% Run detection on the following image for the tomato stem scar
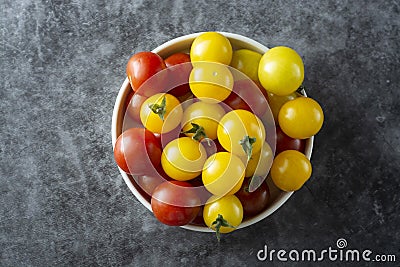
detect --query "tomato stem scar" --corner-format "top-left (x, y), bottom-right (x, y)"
top-left (149, 96), bottom-right (167, 121)
top-left (182, 122), bottom-right (210, 145)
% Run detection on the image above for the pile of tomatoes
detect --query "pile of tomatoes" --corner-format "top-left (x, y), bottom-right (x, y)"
top-left (114, 32), bottom-right (324, 240)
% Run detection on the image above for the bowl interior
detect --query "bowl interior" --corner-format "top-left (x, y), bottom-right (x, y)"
top-left (111, 32), bottom-right (313, 232)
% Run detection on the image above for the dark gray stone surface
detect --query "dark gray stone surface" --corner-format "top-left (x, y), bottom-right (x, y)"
top-left (1, 0), bottom-right (399, 266)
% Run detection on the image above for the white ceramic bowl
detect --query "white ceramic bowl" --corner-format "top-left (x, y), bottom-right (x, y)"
top-left (111, 32), bottom-right (313, 232)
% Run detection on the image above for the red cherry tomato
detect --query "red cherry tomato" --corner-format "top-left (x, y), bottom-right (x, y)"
top-left (113, 128), bottom-right (162, 175)
top-left (182, 179), bottom-right (206, 226)
top-left (126, 93), bottom-right (148, 123)
top-left (126, 51), bottom-right (166, 94)
top-left (165, 53), bottom-right (191, 67)
top-left (151, 181), bottom-right (201, 226)
top-left (222, 91), bottom-right (249, 112)
top-left (223, 79), bottom-right (269, 117)
top-left (135, 174), bottom-right (165, 197)
top-left (164, 53), bottom-right (192, 97)
top-left (153, 125), bottom-right (182, 148)
top-left (235, 178), bottom-right (270, 218)
top-left (190, 205), bottom-right (205, 226)
top-left (125, 91), bottom-right (134, 113)
top-left (187, 176), bottom-right (213, 204)
top-left (134, 165), bottom-right (171, 198)
top-left (276, 125), bottom-right (305, 155)
top-left (214, 139), bottom-right (226, 153)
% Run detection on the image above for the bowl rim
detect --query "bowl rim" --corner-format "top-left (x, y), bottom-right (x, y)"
top-left (111, 32), bottom-right (314, 232)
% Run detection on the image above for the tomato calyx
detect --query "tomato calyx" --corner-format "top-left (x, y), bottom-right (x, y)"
top-left (149, 96), bottom-right (166, 121)
top-left (239, 136), bottom-right (256, 161)
top-left (182, 123), bottom-right (211, 145)
top-left (212, 214), bottom-right (236, 242)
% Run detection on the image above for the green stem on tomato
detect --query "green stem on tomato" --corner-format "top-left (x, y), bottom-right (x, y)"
top-left (239, 135), bottom-right (256, 161)
top-left (211, 214), bottom-right (236, 242)
top-left (181, 123), bottom-right (211, 145)
top-left (149, 96), bottom-right (166, 121)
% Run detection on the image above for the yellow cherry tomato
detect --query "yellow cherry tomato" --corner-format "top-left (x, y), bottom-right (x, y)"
top-left (202, 152), bottom-right (245, 196)
top-left (267, 91), bottom-right (299, 123)
top-left (258, 46), bottom-right (304, 96)
top-left (181, 102), bottom-right (226, 140)
top-left (161, 137), bottom-right (207, 181)
top-left (245, 142), bottom-right (273, 178)
top-left (203, 195), bottom-right (243, 238)
top-left (278, 97), bottom-right (324, 139)
top-left (270, 150), bottom-right (312, 191)
top-left (140, 93), bottom-right (183, 133)
top-left (190, 32), bottom-right (232, 65)
top-left (189, 62), bottom-right (233, 103)
top-left (230, 49), bottom-right (262, 82)
top-left (217, 110), bottom-right (266, 158)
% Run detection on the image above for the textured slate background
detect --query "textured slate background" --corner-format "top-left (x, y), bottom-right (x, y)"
top-left (1, 0), bottom-right (399, 266)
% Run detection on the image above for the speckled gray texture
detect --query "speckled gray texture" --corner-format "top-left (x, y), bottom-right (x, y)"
top-left (1, 0), bottom-right (399, 266)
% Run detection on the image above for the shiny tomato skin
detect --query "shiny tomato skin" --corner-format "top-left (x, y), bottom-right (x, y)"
top-left (181, 101), bottom-right (226, 140)
top-left (222, 91), bottom-right (249, 112)
top-left (230, 49), bottom-right (262, 82)
top-left (113, 128), bottom-right (162, 175)
top-left (140, 93), bottom-right (183, 134)
top-left (278, 97), bottom-right (324, 139)
top-left (151, 181), bottom-right (201, 226)
top-left (165, 53), bottom-right (191, 67)
top-left (164, 53), bottom-right (192, 97)
top-left (267, 91), bottom-right (299, 123)
top-left (187, 176), bottom-right (213, 204)
top-left (271, 150), bottom-right (312, 191)
top-left (217, 110), bottom-right (266, 158)
top-left (126, 52), bottom-right (166, 93)
top-left (161, 137), bottom-right (207, 181)
top-left (135, 173), bottom-right (166, 197)
top-left (235, 178), bottom-right (270, 218)
top-left (190, 32), bottom-right (232, 65)
top-left (134, 166), bottom-right (171, 201)
top-left (244, 142), bottom-right (273, 179)
top-left (189, 62), bottom-right (233, 103)
top-left (223, 79), bottom-right (268, 117)
top-left (126, 93), bottom-right (148, 123)
top-left (258, 46), bottom-right (304, 96)
top-left (276, 125), bottom-right (305, 155)
top-left (203, 195), bottom-right (243, 234)
top-left (202, 152), bottom-right (245, 196)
